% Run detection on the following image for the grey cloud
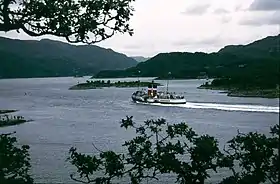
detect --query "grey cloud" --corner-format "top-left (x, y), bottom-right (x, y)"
top-left (240, 12), bottom-right (280, 26)
top-left (235, 4), bottom-right (243, 11)
top-left (249, 0), bottom-right (280, 11)
top-left (211, 9), bottom-right (232, 24)
top-left (123, 43), bottom-right (156, 50)
top-left (219, 15), bottom-right (232, 24)
top-left (123, 44), bottom-right (143, 50)
top-left (212, 8), bottom-right (229, 14)
top-left (182, 4), bottom-right (211, 15)
top-left (173, 35), bottom-right (223, 47)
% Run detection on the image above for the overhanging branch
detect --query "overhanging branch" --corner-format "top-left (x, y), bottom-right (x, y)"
top-left (0, 0), bottom-right (134, 44)
top-left (0, 22), bottom-right (21, 31)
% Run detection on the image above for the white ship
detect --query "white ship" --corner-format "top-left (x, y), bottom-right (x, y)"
top-left (132, 81), bottom-right (186, 104)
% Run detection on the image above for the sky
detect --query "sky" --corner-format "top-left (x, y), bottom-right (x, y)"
top-left (0, 0), bottom-right (280, 57)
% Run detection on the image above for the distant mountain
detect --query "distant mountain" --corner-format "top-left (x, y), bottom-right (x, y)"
top-left (0, 37), bottom-right (137, 78)
top-left (131, 56), bottom-right (150, 62)
top-left (219, 34), bottom-right (280, 58)
top-left (95, 35), bottom-right (280, 89)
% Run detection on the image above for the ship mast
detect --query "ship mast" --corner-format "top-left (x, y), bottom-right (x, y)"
top-left (137, 70), bottom-right (141, 90)
top-left (277, 24), bottom-right (280, 54)
top-left (166, 72), bottom-right (171, 93)
top-left (272, 24), bottom-right (280, 90)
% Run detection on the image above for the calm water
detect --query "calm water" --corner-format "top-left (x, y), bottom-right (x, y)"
top-left (0, 77), bottom-right (278, 183)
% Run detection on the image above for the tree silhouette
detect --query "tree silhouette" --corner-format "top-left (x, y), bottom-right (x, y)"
top-left (0, 0), bottom-right (135, 44)
top-left (0, 132), bottom-right (33, 184)
top-left (68, 117), bottom-right (279, 184)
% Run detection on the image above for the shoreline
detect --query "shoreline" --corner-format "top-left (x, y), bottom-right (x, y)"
top-left (0, 110), bottom-right (18, 114)
top-left (0, 119), bottom-right (30, 128)
top-left (0, 110), bottom-right (30, 127)
top-left (198, 86), bottom-right (279, 99)
top-left (69, 80), bottom-right (162, 90)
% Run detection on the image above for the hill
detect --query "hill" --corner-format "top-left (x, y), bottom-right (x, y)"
top-left (95, 35), bottom-right (280, 79)
top-left (0, 37), bottom-right (137, 78)
top-left (219, 34), bottom-right (280, 58)
top-left (94, 35), bottom-right (280, 98)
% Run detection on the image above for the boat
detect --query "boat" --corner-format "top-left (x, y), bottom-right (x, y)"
top-left (131, 80), bottom-right (186, 105)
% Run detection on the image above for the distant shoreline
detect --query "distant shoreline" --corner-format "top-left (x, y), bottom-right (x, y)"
top-left (0, 119), bottom-right (30, 128)
top-left (155, 77), bottom-right (208, 80)
top-left (0, 75), bottom-right (134, 80)
top-left (0, 76), bottom-right (77, 80)
top-left (0, 110), bottom-right (17, 114)
top-left (198, 86), bottom-right (279, 99)
top-left (0, 76), bottom-right (157, 80)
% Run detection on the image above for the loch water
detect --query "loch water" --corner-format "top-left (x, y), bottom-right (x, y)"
top-left (0, 77), bottom-right (278, 183)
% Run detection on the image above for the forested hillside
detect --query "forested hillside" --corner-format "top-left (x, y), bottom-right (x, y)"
top-left (0, 37), bottom-right (137, 78)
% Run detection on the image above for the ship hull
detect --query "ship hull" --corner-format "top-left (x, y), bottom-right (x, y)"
top-left (155, 99), bottom-right (186, 104)
top-left (132, 95), bottom-right (156, 103)
top-left (132, 95), bottom-right (186, 104)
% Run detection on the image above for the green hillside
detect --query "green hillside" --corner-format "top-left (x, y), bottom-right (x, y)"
top-left (0, 37), bottom-right (137, 78)
top-left (94, 35), bottom-right (280, 97)
top-left (95, 35), bottom-right (280, 79)
top-left (219, 34), bottom-right (280, 58)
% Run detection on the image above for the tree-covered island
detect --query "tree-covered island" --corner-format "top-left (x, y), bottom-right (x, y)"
top-left (69, 80), bottom-right (162, 90)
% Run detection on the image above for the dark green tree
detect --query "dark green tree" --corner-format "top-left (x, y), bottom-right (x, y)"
top-left (220, 125), bottom-right (279, 184)
top-left (0, 132), bottom-right (33, 184)
top-left (0, 0), bottom-right (135, 44)
top-left (68, 117), bottom-right (279, 184)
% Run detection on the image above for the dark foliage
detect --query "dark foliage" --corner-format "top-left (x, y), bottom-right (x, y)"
top-left (68, 117), bottom-right (279, 184)
top-left (220, 125), bottom-right (279, 184)
top-left (0, 37), bottom-right (137, 78)
top-left (0, 132), bottom-right (33, 184)
top-left (0, 0), bottom-right (135, 44)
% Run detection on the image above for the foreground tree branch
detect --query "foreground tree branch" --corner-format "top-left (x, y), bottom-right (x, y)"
top-left (68, 117), bottom-right (279, 184)
top-left (0, 132), bottom-right (33, 184)
top-left (0, 0), bottom-right (135, 44)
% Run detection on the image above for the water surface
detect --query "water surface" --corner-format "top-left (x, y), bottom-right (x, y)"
top-left (0, 77), bottom-right (278, 183)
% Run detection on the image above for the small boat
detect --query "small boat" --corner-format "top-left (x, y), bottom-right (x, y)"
top-left (132, 81), bottom-right (186, 105)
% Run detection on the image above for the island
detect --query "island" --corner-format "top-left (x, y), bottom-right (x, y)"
top-left (69, 80), bottom-right (162, 90)
top-left (0, 110), bottom-right (29, 127)
top-left (0, 110), bottom-right (17, 114)
top-left (198, 78), bottom-right (279, 98)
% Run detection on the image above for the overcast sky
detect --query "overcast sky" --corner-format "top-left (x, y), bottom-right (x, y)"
top-left (0, 0), bottom-right (280, 57)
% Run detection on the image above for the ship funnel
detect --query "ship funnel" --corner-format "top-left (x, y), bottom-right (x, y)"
top-left (148, 83), bottom-right (152, 97)
top-left (152, 84), bottom-right (157, 97)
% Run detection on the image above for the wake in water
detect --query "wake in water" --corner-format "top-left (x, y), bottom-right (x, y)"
top-left (136, 101), bottom-right (279, 113)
